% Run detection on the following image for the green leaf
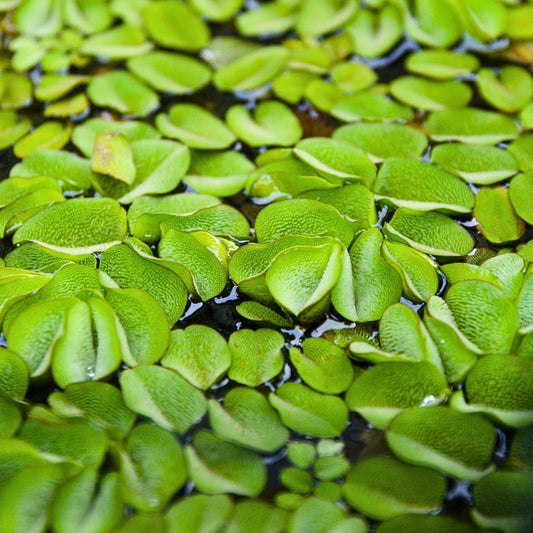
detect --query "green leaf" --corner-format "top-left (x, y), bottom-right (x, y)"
top-left (190, 0), bottom-right (243, 22)
top-left (0, 175), bottom-right (62, 208)
top-left (87, 71), bottom-right (159, 117)
top-left (226, 101), bottom-right (302, 147)
top-left (305, 79), bottom-right (344, 113)
top-left (246, 157), bottom-right (329, 201)
top-left (10, 149), bottom-right (92, 192)
top-left (390, 76), bottom-right (472, 111)
top-left (34, 74), bottom-right (89, 102)
top-left (477, 65), bottom-right (533, 113)
top-left (127, 51), bottom-right (211, 94)
top-left (508, 134), bottom-right (533, 173)
top-left (474, 186), bottom-right (525, 244)
top-left (375, 514), bottom-right (480, 533)
top-left (333, 122), bottom-right (427, 163)
top-left (13, 0), bottom-right (62, 36)
top-left (114, 423), bottom-right (187, 511)
top-left (184, 149), bottom-right (254, 197)
top-left (156, 104), bottom-right (236, 150)
top-left (386, 406), bottom-right (496, 481)
top-left (91, 139), bottom-right (190, 204)
top-left (295, 0), bottom-right (357, 37)
top-left (375, 158), bottom-right (474, 213)
top-left (0, 347), bottom-right (29, 400)
top-left (165, 494), bottom-right (234, 533)
top-left (4, 243), bottom-right (96, 272)
top-left (431, 143), bottom-right (518, 185)
top-left (43, 93), bottom-right (89, 119)
top-left (518, 242), bottom-right (533, 264)
top-left (281, 467), bottom-right (315, 494)
top-left (477, 253), bottom-right (525, 299)
top-left (127, 192), bottom-right (220, 239)
top-left (0, 464), bottom-right (66, 533)
top-left (200, 36), bottom-right (261, 70)
top-left (520, 103), bottom-right (533, 130)
top-left (115, 513), bottom-right (167, 533)
top-left (0, 187), bottom-right (65, 239)
top-left (331, 61), bottom-right (377, 93)
top-left (293, 137), bottom-right (375, 185)
top-left (100, 243), bottom-right (188, 324)
top-left (423, 298), bottom-right (479, 385)
top-left (3, 263), bottom-right (100, 326)
top-left (406, 50), bottom-right (480, 80)
top-left (331, 91), bottom-right (414, 123)
top-left (346, 362), bottom-right (450, 430)
top-left (0, 72), bottom-right (32, 110)
top-left (455, 0), bottom-right (508, 42)
top-left (13, 198), bottom-right (127, 254)
top-left (426, 108), bottom-right (520, 144)
top-left (510, 172), bottom-right (533, 225)
top-left (472, 471), bottom-right (533, 532)
top-left (143, 0), bottom-right (210, 51)
top-left (0, 268), bottom-right (51, 326)
top-left (343, 456), bottom-right (447, 521)
top-left (345, 5), bottom-right (402, 58)
top-left (91, 131), bottom-right (136, 185)
top-left (402, 0), bottom-right (462, 48)
top-left (213, 46), bottom-right (290, 92)
top-left (350, 303), bottom-right (441, 370)
top-left (382, 241), bottom-right (439, 302)
top-left (185, 430), bottom-right (267, 497)
top-left (335, 228), bottom-right (402, 322)
top-left (517, 268), bottom-right (533, 334)
top-left (48, 381), bottom-right (135, 440)
top-left (0, 110), bottom-right (31, 149)
top-left (287, 442), bottom-right (316, 469)
top-left (19, 415), bottom-right (108, 467)
top-left (273, 70), bottom-right (318, 105)
top-left (297, 184), bottom-right (377, 231)
top-left (105, 288), bottom-right (169, 366)
top-left (161, 325), bottom-right (230, 390)
top-left (63, 0), bottom-right (113, 34)
top-left (0, 395), bottom-right (22, 437)
top-left (208, 387), bottom-right (289, 453)
top-left (51, 297), bottom-right (122, 388)
top-left (290, 337), bottom-right (353, 394)
top-left (289, 497), bottom-right (346, 533)
top-left (266, 241), bottom-right (343, 319)
top-left (269, 383), bottom-right (348, 438)
top-left (450, 355), bottom-right (533, 428)
top-left (79, 24), bottom-right (153, 59)
top-left (236, 3), bottom-right (297, 37)
top-left (138, 201), bottom-right (246, 243)
top-left (227, 328), bottom-right (285, 386)
top-left (5, 296), bottom-right (78, 377)
top-left (51, 469), bottom-right (123, 533)
top-left (72, 117), bottom-right (161, 158)
top-left (506, 4), bottom-right (533, 40)
top-left (508, 426), bottom-right (533, 470)
top-left (226, 500), bottom-right (288, 533)
top-left (158, 230), bottom-right (229, 300)
top-left (235, 301), bottom-right (292, 328)
top-left (384, 208), bottom-right (474, 257)
top-left (120, 365), bottom-right (206, 433)
top-left (446, 280), bottom-right (519, 354)
top-left (13, 121), bottom-right (71, 158)
top-left (0, 437), bottom-right (49, 490)
top-left (255, 199), bottom-right (355, 247)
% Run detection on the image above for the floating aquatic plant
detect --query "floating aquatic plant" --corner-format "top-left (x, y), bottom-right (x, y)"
top-left (0, 0), bottom-right (532, 530)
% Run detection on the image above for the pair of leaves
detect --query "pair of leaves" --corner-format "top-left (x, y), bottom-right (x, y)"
top-left (4, 264), bottom-right (169, 385)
